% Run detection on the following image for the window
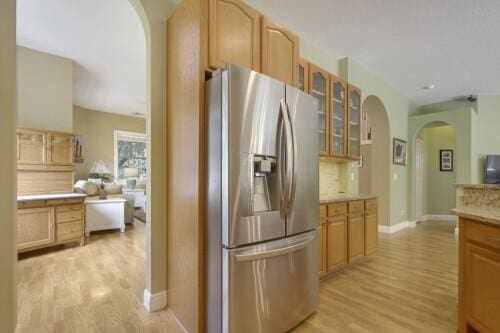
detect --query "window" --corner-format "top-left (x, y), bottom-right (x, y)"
top-left (114, 130), bottom-right (147, 180)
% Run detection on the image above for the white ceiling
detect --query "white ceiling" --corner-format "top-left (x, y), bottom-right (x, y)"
top-left (246, 0), bottom-right (500, 105)
top-left (17, 0), bottom-right (147, 117)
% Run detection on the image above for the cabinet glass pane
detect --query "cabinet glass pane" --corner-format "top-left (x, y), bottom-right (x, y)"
top-left (51, 135), bottom-right (71, 145)
top-left (349, 90), bottom-right (361, 157)
top-left (331, 82), bottom-right (345, 155)
top-left (298, 65), bottom-right (305, 91)
top-left (19, 133), bottom-right (43, 142)
top-left (312, 72), bottom-right (327, 154)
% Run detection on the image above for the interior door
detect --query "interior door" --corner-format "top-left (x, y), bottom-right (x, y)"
top-left (224, 230), bottom-right (318, 333)
top-left (285, 85), bottom-right (319, 236)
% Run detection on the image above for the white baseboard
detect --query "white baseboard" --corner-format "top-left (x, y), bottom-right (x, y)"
top-left (378, 221), bottom-right (417, 234)
top-left (422, 214), bottom-right (458, 222)
top-left (143, 289), bottom-right (167, 312)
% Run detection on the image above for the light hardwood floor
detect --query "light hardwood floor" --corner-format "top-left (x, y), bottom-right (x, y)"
top-left (17, 220), bottom-right (457, 333)
top-left (295, 220), bottom-right (458, 333)
top-left (16, 221), bottom-right (182, 333)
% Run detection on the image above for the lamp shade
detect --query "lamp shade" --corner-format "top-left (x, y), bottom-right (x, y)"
top-left (123, 167), bottom-right (139, 178)
top-left (90, 160), bottom-right (111, 174)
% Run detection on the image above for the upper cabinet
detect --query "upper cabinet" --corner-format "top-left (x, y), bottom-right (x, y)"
top-left (47, 132), bottom-right (74, 166)
top-left (17, 128), bottom-right (75, 166)
top-left (309, 64), bottom-right (330, 156)
top-left (208, 0), bottom-right (261, 71)
top-left (17, 128), bottom-right (47, 165)
top-left (261, 18), bottom-right (299, 86)
top-left (348, 84), bottom-right (361, 159)
top-left (298, 58), bottom-right (309, 92)
top-left (330, 75), bottom-right (347, 157)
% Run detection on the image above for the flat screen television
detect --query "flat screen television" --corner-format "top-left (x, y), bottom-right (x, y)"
top-left (485, 155), bottom-right (500, 184)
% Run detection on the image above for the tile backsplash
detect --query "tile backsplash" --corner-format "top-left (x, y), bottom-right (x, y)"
top-left (319, 161), bottom-right (348, 199)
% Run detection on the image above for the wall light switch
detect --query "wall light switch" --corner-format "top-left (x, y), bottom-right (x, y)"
top-left (393, 173), bottom-right (398, 181)
top-left (351, 173), bottom-right (355, 181)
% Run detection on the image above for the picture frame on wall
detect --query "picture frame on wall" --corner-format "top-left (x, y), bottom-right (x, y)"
top-left (393, 138), bottom-right (407, 166)
top-left (440, 149), bottom-right (453, 171)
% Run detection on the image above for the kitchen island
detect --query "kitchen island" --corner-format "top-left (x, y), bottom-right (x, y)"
top-left (318, 193), bottom-right (378, 279)
top-left (452, 184), bottom-right (500, 333)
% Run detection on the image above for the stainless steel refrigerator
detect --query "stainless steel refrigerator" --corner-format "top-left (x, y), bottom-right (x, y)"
top-left (206, 64), bottom-right (319, 333)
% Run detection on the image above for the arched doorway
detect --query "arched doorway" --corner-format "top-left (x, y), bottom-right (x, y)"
top-left (414, 121), bottom-right (457, 223)
top-left (359, 95), bottom-right (391, 226)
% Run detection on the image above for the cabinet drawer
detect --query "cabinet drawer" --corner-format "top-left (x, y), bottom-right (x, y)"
top-left (365, 199), bottom-right (377, 211)
top-left (464, 219), bottom-right (500, 251)
top-left (56, 220), bottom-right (82, 242)
top-left (56, 207), bottom-right (83, 223)
top-left (349, 200), bottom-right (364, 213)
top-left (56, 203), bottom-right (83, 213)
top-left (319, 205), bottom-right (327, 218)
top-left (328, 202), bottom-right (347, 217)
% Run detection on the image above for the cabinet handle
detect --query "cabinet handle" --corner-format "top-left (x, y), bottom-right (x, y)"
top-left (486, 236), bottom-right (500, 245)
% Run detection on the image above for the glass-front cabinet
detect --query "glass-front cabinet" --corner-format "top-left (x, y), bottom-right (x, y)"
top-left (330, 75), bottom-right (347, 157)
top-left (348, 84), bottom-right (361, 159)
top-left (309, 64), bottom-right (330, 156)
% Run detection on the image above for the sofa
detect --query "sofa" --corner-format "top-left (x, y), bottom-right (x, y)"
top-left (74, 180), bottom-right (135, 224)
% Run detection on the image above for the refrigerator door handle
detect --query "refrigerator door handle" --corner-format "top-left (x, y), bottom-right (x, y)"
top-left (234, 233), bottom-right (316, 262)
top-left (279, 99), bottom-right (293, 217)
top-left (285, 101), bottom-right (297, 213)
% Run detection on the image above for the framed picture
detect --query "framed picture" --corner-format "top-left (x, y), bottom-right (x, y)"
top-left (440, 149), bottom-right (453, 171)
top-left (73, 135), bottom-right (84, 164)
top-left (393, 138), bottom-right (407, 166)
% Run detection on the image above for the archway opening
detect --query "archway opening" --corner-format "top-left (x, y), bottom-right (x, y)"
top-left (414, 121), bottom-right (457, 222)
top-left (359, 95), bottom-right (391, 226)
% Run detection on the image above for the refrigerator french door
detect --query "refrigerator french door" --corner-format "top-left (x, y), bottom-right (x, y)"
top-left (206, 64), bottom-right (319, 333)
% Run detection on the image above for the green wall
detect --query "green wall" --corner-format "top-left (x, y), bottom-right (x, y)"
top-left (418, 125), bottom-right (457, 215)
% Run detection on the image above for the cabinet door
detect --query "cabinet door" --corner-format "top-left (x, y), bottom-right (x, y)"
top-left (298, 58), bottom-right (309, 92)
top-left (330, 75), bottom-right (347, 157)
top-left (308, 65), bottom-right (329, 156)
top-left (348, 84), bottom-right (361, 159)
top-left (318, 224), bottom-right (327, 277)
top-left (17, 207), bottom-right (55, 251)
top-left (364, 210), bottom-right (378, 256)
top-left (261, 18), bottom-right (299, 86)
top-left (348, 213), bottom-right (365, 262)
top-left (464, 242), bottom-right (500, 333)
top-left (17, 128), bottom-right (46, 165)
top-left (327, 216), bottom-right (348, 272)
top-left (208, 0), bottom-right (261, 71)
top-left (47, 132), bottom-right (74, 165)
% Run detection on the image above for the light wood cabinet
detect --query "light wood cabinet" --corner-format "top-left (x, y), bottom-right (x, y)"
top-left (348, 212), bottom-right (365, 262)
top-left (47, 131), bottom-right (74, 165)
top-left (327, 216), bottom-right (348, 272)
top-left (330, 75), bottom-right (347, 157)
top-left (17, 199), bottom-right (85, 252)
top-left (298, 58), bottom-right (309, 92)
top-left (459, 218), bottom-right (500, 333)
top-left (261, 18), bottom-right (299, 86)
top-left (364, 210), bottom-right (378, 256)
top-left (318, 223), bottom-right (327, 277)
top-left (17, 207), bottom-right (55, 251)
top-left (17, 128), bottom-right (47, 165)
top-left (309, 64), bottom-right (330, 156)
top-left (347, 84), bottom-right (362, 159)
top-left (208, 0), bottom-right (261, 71)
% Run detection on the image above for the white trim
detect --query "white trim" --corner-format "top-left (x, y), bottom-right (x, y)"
top-left (378, 221), bottom-right (414, 234)
top-left (143, 289), bottom-right (167, 312)
top-left (422, 214), bottom-right (458, 222)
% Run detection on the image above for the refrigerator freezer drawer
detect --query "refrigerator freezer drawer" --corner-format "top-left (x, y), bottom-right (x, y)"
top-left (223, 230), bottom-right (319, 333)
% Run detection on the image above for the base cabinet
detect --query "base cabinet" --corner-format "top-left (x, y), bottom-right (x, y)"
top-left (459, 218), bottom-right (500, 333)
top-left (319, 198), bottom-right (377, 279)
top-left (17, 198), bottom-right (85, 252)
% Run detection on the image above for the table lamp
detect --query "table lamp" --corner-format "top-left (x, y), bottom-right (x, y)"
top-left (124, 167), bottom-right (139, 189)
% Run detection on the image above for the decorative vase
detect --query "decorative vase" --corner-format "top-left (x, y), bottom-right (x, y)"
top-left (127, 178), bottom-right (137, 190)
top-left (99, 184), bottom-right (107, 200)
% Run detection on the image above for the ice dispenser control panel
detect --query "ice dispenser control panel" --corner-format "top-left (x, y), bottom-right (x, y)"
top-left (252, 156), bottom-right (277, 213)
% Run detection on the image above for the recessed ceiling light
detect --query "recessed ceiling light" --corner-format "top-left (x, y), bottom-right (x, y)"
top-left (421, 84), bottom-right (435, 90)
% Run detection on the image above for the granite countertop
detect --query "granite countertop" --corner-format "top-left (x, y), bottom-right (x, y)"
top-left (451, 208), bottom-right (500, 227)
top-left (320, 193), bottom-right (377, 204)
top-left (17, 193), bottom-right (87, 202)
top-left (455, 183), bottom-right (500, 189)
